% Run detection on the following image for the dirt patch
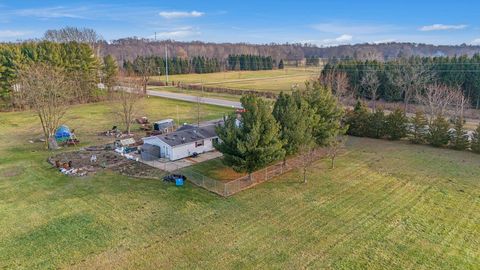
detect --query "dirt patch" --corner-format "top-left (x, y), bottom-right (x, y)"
top-left (111, 161), bottom-right (165, 180)
top-left (48, 147), bottom-right (164, 179)
top-left (1, 166), bottom-right (23, 178)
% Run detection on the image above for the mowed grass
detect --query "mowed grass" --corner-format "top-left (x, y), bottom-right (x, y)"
top-left (150, 67), bottom-right (321, 93)
top-left (1, 99), bottom-right (480, 268)
top-left (182, 158), bottom-right (246, 182)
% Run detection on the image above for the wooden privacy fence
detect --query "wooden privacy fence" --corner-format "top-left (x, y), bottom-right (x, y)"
top-left (180, 148), bottom-right (326, 197)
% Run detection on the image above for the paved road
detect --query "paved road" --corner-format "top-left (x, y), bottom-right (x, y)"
top-left (147, 90), bottom-right (242, 108)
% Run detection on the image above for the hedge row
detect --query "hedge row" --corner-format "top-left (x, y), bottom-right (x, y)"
top-left (345, 101), bottom-right (480, 153)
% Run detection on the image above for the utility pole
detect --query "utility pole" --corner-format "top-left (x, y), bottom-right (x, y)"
top-left (165, 45), bottom-right (169, 84)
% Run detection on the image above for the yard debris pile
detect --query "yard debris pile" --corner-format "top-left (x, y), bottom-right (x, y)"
top-left (48, 149), bottom-right (126, 177)
top-left (136, 117), bottom-right (152, 131)
top-left (48, 145), bottom-right (164, 179)
top-left (100, 126), bottom-right (128, 138)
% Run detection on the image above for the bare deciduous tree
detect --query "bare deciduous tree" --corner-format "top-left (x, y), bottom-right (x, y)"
top-left (16, 64), bottom-right (73, 149)
top-left (320, 70), bottom-right (350, 101)
top-left (361, 69), bottom-right (380, 112)
top-left (113, 76), bottom-right (144, 134)
top-left (417, 83), bottom-right (457, 123)
top-left (389, 60), bottom-right (432, 114)
top-left (327, 135), bottom-right (346, 169)
top-left (299, 143), bottom-right (316, 184)
top-left (44, 27), bottom-right (103, 55)
top-left (451, 89), bottom-right (469, 121)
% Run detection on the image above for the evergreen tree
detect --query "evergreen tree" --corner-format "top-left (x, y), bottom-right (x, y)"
top-left (409, 110), bottom-right (428, 144)
top-left (215, 94), bottom-right (285, 178)
top-left (366, 108), bottom-right (386, 138)
top-left (385, 107), bottom-right (408, 140)
top-left (471, 124), bottom-right (480, 153)
top-left (304, 81), bottom-right (345, 146)
top-left (427, 114), bottom-right (450, 147)
top-left (345, 100), bottom-right (370, 137)
top-left (278, 59), bottom-right (284, 69)
top-left (102, 55), bottom-right (118, 92)
top-left (273, 91), bottom-right (315, 160)
top-left (450, 118), bottom-right (470, 151)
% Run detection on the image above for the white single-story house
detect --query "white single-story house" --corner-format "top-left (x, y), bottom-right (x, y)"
top-left (141, 124), bottom-right (219, 161)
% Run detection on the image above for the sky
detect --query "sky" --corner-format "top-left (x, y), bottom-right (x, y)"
top-left (0, 0), bottom-right (479, 46)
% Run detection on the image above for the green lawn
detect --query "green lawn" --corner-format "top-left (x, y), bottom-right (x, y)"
top-left (182, 158), bottom-right (246, 182)
top-left (150, 68), bottom-right (321, 93)
top-left (1, 99), bottom-right (479, 269)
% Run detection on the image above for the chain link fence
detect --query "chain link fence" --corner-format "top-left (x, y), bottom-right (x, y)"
top-left (178, 149), bottom-right (326, 197)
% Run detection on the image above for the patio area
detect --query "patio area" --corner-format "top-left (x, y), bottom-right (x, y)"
top-left (139, 150), bottom-right (223, 172)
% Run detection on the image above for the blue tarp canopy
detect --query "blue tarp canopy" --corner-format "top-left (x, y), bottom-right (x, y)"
top-left (55, 125), bottom-right (71, 142)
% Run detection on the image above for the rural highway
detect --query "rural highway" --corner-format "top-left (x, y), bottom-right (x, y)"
top-left (146, 90), bottom-right (242, 108)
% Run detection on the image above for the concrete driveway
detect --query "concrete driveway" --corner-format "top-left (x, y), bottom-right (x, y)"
top-left (140, 150), bottom-right (223, 172)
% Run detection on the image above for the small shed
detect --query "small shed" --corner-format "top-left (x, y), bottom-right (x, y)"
top-left (154, 119), bottom-right (175, 133)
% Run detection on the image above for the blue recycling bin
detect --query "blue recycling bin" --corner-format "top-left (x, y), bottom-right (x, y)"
top-left (175, 178), bottom-right (184, 186)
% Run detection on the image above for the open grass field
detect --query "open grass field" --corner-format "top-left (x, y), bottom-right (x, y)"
top-left (150, 67), bottom-right (321, 93)
top-left (1, 98), bottom-right (480, 269)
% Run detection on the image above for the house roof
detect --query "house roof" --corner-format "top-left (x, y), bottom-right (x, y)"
top-left (145, 124), bottom-right (218, 147)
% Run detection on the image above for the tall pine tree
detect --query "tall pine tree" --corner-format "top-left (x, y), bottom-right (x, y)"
top-left (303, 81), bottom-right (345, 146)
top-left (273, 91), bottom-right (315, 161)
top-left (215, 94), bottom-right (285, 178)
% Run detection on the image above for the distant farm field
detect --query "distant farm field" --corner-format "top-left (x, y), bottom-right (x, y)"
top-left (1, 95), bottom-right (479, 269)
top-left (150, 67), bottom-right (321, 92)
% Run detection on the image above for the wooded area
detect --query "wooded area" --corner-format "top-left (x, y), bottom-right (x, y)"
top-left (322, 55), bottom-right (480, 108)
top-left (0, 41), bottom-right (102, 108)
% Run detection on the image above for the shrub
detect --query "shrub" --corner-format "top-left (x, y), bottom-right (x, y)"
top-left (366, 108), bottom-right (386, 139)
top-left (427, 114), bottom-right (450, 147)
top-left (409, 110), bottom-right (428, 144)
top-left (385, 108), bottom-right (407, 140)
top-left (471, 124), bottom-right (480, 154)
top-left (345, 100), bottom-right (370, 137)
top-left (450, 118), bottom-right (470, 151)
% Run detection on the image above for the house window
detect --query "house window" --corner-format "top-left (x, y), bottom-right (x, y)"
top-left (212, 138), bottom-right (219, 145)
top-left (195, 140), bottom-right (204, 147)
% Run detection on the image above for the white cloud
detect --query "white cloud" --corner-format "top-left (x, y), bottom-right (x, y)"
top-left (470, 38), bottom-right (480, 45)
top-left (419, 24), bottom-right (467, 31)
top-left (373, 38), bottom-right (396, 44)
top-left (159, 10), bottom-right (204, 19)
top-left (335, 34), bottom-right (352, 42)
top-left (0, 30), bottom-right (31, 38)
top-left (301, 34), bottom-right (353, 47)
top-left (14, 6), bottom-right (89, 19)
top-left (152, 26), bottom-right (201, 39)
top-left (312, 22), bottom-right (397, 35)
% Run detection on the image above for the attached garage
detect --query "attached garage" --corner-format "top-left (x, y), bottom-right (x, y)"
top-left (141, 125), bottom-right (219, 161)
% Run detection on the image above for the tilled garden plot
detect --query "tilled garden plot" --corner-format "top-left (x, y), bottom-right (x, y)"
top-left (48, 149), bottom-right (165, 179)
